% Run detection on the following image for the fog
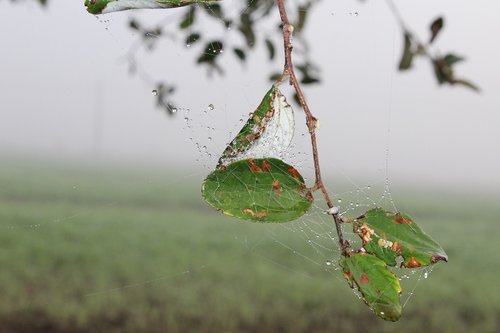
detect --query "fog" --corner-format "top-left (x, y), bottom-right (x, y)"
top-left (0, 0), bottom-right (498, 193)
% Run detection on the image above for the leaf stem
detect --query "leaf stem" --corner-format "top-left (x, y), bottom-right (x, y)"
top-left (276, 0), bottom-right (348, 253)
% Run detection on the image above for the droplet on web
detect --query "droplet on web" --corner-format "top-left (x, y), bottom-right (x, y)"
top-left (326, 260), bottom-right (332, 266)
top-left (152, 90), bottom-right (158, 96)
top-left (208, 104), bottom-right (215, 111)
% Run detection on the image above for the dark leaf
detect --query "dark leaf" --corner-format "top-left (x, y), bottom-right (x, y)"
top-left (197, 40), bottom-right (224, 64)
top-left (432, 58), bottom-right (452, 84)
top-left (293, 93), bottom-right (300, 106)
top-left (233, 48), bottom-right (246, 61)
top-left (179, 6), bottom-right (196, 29)
top-left (301, 76), bottom-right (320, 84)
top-left (185, 33), bottom-right (201, 46)
top-left (129, 19), bottom-right (140, 31)
top-left (429, 17), bottom-right (444, 44)
top-left (202, 3), bottom-right (224, 20)
top-left (239, 12), bottom-right (256, 48)
top-left (398, 32), bottom-right (414, 70)
top-left (265, 38), bottom-right (275, 60)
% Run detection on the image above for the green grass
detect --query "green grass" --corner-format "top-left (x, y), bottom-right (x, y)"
top-left (0, 157), bottom-right (499, 332)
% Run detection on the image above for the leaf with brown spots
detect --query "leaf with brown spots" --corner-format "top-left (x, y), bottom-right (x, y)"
top-left (272, 179), bottom-right (281, 197)
top-left (248, 159), bottom-right (262, 172)
top-left (340, 253), bottom-right (402, 321)
top-left (353, 208), bottom-right (447, 267)
top-left (202, 158), bottom-right (312, 222)
top-left (262, 160), bottom-right (272, 172)
top-left (288, 166), bottom-right (301, 179)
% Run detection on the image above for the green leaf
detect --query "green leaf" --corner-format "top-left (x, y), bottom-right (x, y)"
top-left (202, 158), bottom-right (313, 222)
top-left (185, 33), bottom-right (201, 46)
top-left (432, 58), bottom-right (450, 84)
top-left (429, 17), bottom-right (444, 44)
top-left (340, 253), bottom-right (402, 321)
top-left (398, 32), bottom-right (414, 70)
top-left (443, 53), bottom-right (465, 66)
top-left (201, 2), bottom-right (225, 20)
top-left (179, 6), bottom-right (196, 29)
top-left (353, 208), bottom-right (448, 268)
top-left (238, 12), bottom-right (256, 48)
top-left (218, 86), bottom-right (294, 167)
top-left (197, 40), bottom-right (224, 64)
top-left (85, 0), bottom-right (221, 15)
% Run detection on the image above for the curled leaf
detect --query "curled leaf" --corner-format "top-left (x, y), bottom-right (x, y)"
top-left (340, 253), bottom-right (402, 321)
top-left (217, 86), bottom-right (294, 167)
top-left (202, 158), bottom-right (313, 222)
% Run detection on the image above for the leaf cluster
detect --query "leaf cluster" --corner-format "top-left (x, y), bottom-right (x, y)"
top-left (399, 17), bottom-right (478, 91)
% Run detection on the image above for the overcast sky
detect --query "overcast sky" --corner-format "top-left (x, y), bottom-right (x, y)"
top-left (0, 0), bottom-right (498, 193)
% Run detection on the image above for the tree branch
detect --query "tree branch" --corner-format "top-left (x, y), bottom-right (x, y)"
top-left (276, 0), bottom-right (348, 253)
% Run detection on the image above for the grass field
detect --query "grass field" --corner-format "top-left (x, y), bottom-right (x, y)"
top-left (0, 157), bottom-right (499, 333)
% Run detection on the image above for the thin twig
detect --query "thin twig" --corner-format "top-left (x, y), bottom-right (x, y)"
top-left (276, 0), bottom-right (348, 253)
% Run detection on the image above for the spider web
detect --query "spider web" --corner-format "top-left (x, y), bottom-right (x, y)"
top-left (0, 1), bottom-right (437, 324)
top-left (180, 79), bottom-right (434, 313)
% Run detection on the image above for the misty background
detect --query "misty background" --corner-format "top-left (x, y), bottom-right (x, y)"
top-left (0, 0), bottom-right (498, 194)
